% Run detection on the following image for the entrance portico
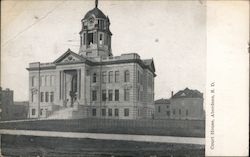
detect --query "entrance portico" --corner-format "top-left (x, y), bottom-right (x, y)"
top-left (59, 69), bottom-right (82, 108)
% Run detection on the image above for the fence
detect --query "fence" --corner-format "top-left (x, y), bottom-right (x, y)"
top-left (0, 118), bottom-right (205, 137)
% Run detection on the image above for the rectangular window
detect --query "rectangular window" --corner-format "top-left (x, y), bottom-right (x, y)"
top-left (88, 33), bottom-right (93, 44)
top-left (45, 92), bottom-right (49, 102)
top-left (158, 106), bottom-right (161, 113)
top-left (99, 34), bottom-right (103, 45)
top-left (115, 108), bottom-right (119, 117)
top-left (51, 75), bottom-right (55, 86)
top-left (102, 71), bottom-right (107, 83)
top-left (50, 92), bottom-right (54, 102)
top-left (179, 109), bottom-right (181, 115)
top-left (140, 73), bottom-right (143, 85)
top-left (31, 76), bottom-right (35, 87)
top-left (83, 33), bottom-right (86, 45)
top-left (108, 90), bottom-right (113, 101)
top-left (40, 92), bottom-right (44, 102)
top-left (115, 71), bottom-right (119, 82)
top-left (124, 70), bottom-right (130, 82)
top-left (137, 88), bottom-right (140, 101)
top-left (92, 90), bottom-right (97, 101)
top-left (102, 90), bottom-right (106, 101)
top-left (124, 89), bottom-right (130, 101)
top-left (46, 76), bottom-right (50, 86)
top-left (137, 71), bottom-right (140, 83)
top-left (108, 108), bottom-right (112, 116)
top-left (92, 108), bottom-right (96, 116)
top-left (41, 76), bottom-right (45, 86)
top-left (92, 73), bottom-right (97, 83)
top-left (31, 93), bottom-right (34, 102)
top-left (80, 36), bottom-right (83, 46)
top-left (166, 111), bottom-right (170, 117)
top-left (101, 108), bottom-right (106, 116)
top-left (99, 20), bottom-right (104, 29)
top-left (31, 109), bottom-right (36, 115)
top-left (124, 108), bottom-right (129, 117)
top-left (115, 90), bottom-right (119, 101)
top-left (108, 71), bottom-right (113, 83)
top-left (45, 76), bottom-right (47, 86)
top-left (40, 109), bottom-right (43, 116)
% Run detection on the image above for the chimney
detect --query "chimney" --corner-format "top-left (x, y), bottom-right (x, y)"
top-left (171, 91), bottom-right (174, 97)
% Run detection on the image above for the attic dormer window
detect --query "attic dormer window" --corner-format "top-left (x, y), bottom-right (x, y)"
top-left (180, 93), bottom-right (186, 96)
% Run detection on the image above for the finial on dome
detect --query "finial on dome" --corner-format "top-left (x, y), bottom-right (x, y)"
top-left (95, 0), bottom-right (98, 8)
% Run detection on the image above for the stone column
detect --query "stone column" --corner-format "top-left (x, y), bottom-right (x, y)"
top-left (77, 69), bottom-right (81, 99)
top-left (80, 65), bottom-right (86, 105)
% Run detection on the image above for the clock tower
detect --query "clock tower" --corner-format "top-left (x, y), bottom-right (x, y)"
top-left (79, 0), bottom-right (112, 58)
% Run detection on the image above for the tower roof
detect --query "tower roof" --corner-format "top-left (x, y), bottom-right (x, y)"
top-left (83, 7), bottom-right (107, 20)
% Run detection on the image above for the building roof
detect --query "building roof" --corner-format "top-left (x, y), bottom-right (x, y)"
top-left (83, 7), bottom-right (107, 20)
top-left (143, 59), bottom-right (155, 72)
top-left (172, 88), bottom-right (203, 99)
top-left (53, 48), bottom-right (87, 63)
top-left (27, 49), bottom-right (156, 76)
top-left (155, 98), bottom-right (170, 104)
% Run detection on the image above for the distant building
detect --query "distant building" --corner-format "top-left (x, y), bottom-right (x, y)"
top-left (155, 88), bottom-right (205, 120)
top-left (0, 87), bottom-right (29, 121)
top-left (0, 87), bottom-right (14, 120)
top-left (154, 99), bottom-right (171, 119)
top-left (26, 2), bottom-right (156, 119)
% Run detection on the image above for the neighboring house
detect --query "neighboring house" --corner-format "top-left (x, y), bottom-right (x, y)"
top-left (155, 88), bottom-right (205, 120)
top-left (170, 88), bottom-right (204, 120)
top-left (0, 87), bottom-right (14, 120)
top-left (0, 87), bottom-right (28, 120)
top-left (26, 3), bottom-right (156, 119)
top-left (154, 99), bottom-right (171, 119)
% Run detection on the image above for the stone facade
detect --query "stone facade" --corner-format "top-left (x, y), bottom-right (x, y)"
top-left (27, 5), bottom-right (156, 119)
top-left (155, 88), bottom-right (205, 120)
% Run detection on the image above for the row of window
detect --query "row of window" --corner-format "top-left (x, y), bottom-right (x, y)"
top-left (92, 89), bottom-right (130, 101)
top-left (81, 32), bottom-right (110, 46)
top-left (158, 106), bottom-right (189, 116)
top-left (93, 70), bottom-right (130, 83)
top-left (172, 109), bottom-right (188, 116)
top-left (40, 92), bottom-right (54, 103)
top-left (31, 75), bottom-right (55, 87)
top-left (92, 108), bottom-right (129, 117)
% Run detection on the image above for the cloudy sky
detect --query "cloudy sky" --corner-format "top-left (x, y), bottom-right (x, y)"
top-left (1, 0), bottom-right (206, 101)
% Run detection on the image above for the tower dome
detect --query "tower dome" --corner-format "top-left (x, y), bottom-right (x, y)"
top-left (83, 7), bottom-right (107, 20)
top-left (79, 2), bottom-right (112, 58)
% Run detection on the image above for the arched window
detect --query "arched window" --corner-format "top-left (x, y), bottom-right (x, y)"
top-left (93, 73), bottom-right (97, 83)
top-left (124, 70), bottom-right (130, 82)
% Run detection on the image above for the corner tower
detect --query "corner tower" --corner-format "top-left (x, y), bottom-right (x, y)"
top-left (79, 1), bottom-right (112, 58)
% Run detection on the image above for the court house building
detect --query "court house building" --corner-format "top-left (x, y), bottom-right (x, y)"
top-left (27, 3), bottom-right (156, 119)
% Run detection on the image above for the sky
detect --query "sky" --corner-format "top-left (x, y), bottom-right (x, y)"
top-left (1, 0), bottom-right (206, 101)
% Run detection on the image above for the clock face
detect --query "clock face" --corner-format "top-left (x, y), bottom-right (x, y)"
top-left (87, 16), bottom-right (95, 29)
